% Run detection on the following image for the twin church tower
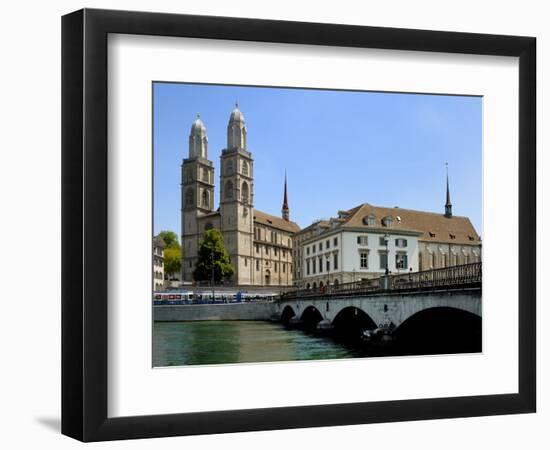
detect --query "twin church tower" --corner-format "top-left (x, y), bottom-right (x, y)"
top-left (181, 105), bottom-right (300, 286)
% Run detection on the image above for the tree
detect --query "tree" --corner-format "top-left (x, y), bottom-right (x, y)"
top-left (157, 230), bottom-right (181, 279)
top-left (158, 230), bottom-right (178, 248)
top-left (164, 246), bottom-right (181, 279)
top-left (193, 228), bottom-right (234, 283)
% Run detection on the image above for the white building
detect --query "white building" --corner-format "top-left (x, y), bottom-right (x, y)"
top-left (295, 180), bottom-right (481, 289)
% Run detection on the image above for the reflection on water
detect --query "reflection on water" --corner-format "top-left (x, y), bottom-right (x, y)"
top-left (153, 321), bottom-right (360, 367)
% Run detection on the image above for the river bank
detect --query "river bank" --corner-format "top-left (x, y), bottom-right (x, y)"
top-left (154, 302), bottom-right (277, 322)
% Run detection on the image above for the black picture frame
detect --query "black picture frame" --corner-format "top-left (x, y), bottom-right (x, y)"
top-left (62, 8), bottom-right (536, 442)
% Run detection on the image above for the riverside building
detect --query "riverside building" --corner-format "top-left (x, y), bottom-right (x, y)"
top-left (294, 177), bottom-right (481, 289)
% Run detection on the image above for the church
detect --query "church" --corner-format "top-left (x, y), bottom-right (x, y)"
top-left (181, 105), bottom-right (300, 287)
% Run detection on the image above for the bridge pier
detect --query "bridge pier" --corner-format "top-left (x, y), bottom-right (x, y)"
top-left (288, 317), bottom-right (303, 328)
top-left (316, 319), bottom-right (333, 332)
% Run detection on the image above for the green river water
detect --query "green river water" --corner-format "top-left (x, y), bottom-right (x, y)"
top-left (153, 320), bottom-right (361, 367)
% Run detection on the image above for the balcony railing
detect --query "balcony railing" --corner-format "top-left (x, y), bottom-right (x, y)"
top-left (279, 262), bottom-right (481, 301)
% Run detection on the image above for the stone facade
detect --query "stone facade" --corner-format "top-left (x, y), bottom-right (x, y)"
top-left (181, 106), bottom-right (300, 287)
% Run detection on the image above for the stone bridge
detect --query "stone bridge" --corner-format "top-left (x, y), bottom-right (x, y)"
top-left (275, 287), bottom-right (481, 333)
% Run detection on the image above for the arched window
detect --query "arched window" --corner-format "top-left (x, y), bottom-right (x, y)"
top-left (241, 181), bottom-right (249, 204)
top-left (201, 167), bottom-right (209, 182)
top-left (226, 160), bottom-right (233, 174)
top-left (306, 283), bottom-right (311, 290)
top-left (185, 188), bottom-right (194, 206)
top-left (201, 190), bottom-right (209, 207)
top-left (242, 160), bottom-right (249, 176)
top-left (312, 282), bottom-right (317, 290)
top-left (225, 180), bottom-right (234, 199)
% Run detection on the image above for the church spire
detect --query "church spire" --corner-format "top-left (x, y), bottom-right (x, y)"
top-left (282, 171), bottom-right (289, 221)
top-left (188, 113), bottom-right (208, 159)
top-left (445, 162), bottom-right (452, 218)
top-left (227, 103), bottom-right (247, 150)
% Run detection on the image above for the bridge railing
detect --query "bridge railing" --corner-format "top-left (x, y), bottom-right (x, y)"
top-left (387, 262), bottom-right (482, 291)
top-left (282, 277), bottom-right (382, 300)
top-left (279, 262), bottom-right (481, 301)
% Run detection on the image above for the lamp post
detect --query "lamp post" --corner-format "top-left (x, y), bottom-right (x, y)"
top-left (384, 233), bottom-right (390, 276)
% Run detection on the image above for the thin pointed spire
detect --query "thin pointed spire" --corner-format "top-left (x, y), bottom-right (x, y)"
top-left (282, 171), bottom-right (289, 221)
top-left (445, 162), bottom-right (452, 218)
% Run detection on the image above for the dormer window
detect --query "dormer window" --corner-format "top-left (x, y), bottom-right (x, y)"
top-left (362, 214), bottom-right (376, 226)
top-left (338, 210), bottom-right (350, 219)
top-left (468, 235), bottom-right (475, 241)
top-left (429, 232), bottom-right (436, 238)
top-left (382, 216), bottom-right (393, 227)
top-left (450, 234), bottom-right (456, 240)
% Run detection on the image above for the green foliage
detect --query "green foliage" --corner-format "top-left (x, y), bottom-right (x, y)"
top-left (157, 230), bottom-right (181, 278)
top-left (193, 229), bottom-right (234, 283)
top-left (164, 246), bottom-right (181, 278)
top-left (158, 230), bottom-right (179, 248)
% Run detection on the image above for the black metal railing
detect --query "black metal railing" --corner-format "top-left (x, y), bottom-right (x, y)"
top-left (279, 262), bottom-right (481, 301)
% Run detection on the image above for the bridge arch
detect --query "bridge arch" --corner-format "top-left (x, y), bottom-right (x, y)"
top-left (394, 306), bottom-right (481, 355)
top-left (332, 306), bottom-right (377, 343)
top-left (280, 305), bottom-right (296, 325)
top-left (300, 305), bottom-right (324, 330)
top-left (393, 295), bottom-right (481, 328)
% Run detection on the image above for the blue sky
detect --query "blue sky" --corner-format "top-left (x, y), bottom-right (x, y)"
top-left (153, 83), bottom-right (482, 239)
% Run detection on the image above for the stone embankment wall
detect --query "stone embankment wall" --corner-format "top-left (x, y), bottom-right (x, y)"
top-left (154, 302), bottom-right (277, 321)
